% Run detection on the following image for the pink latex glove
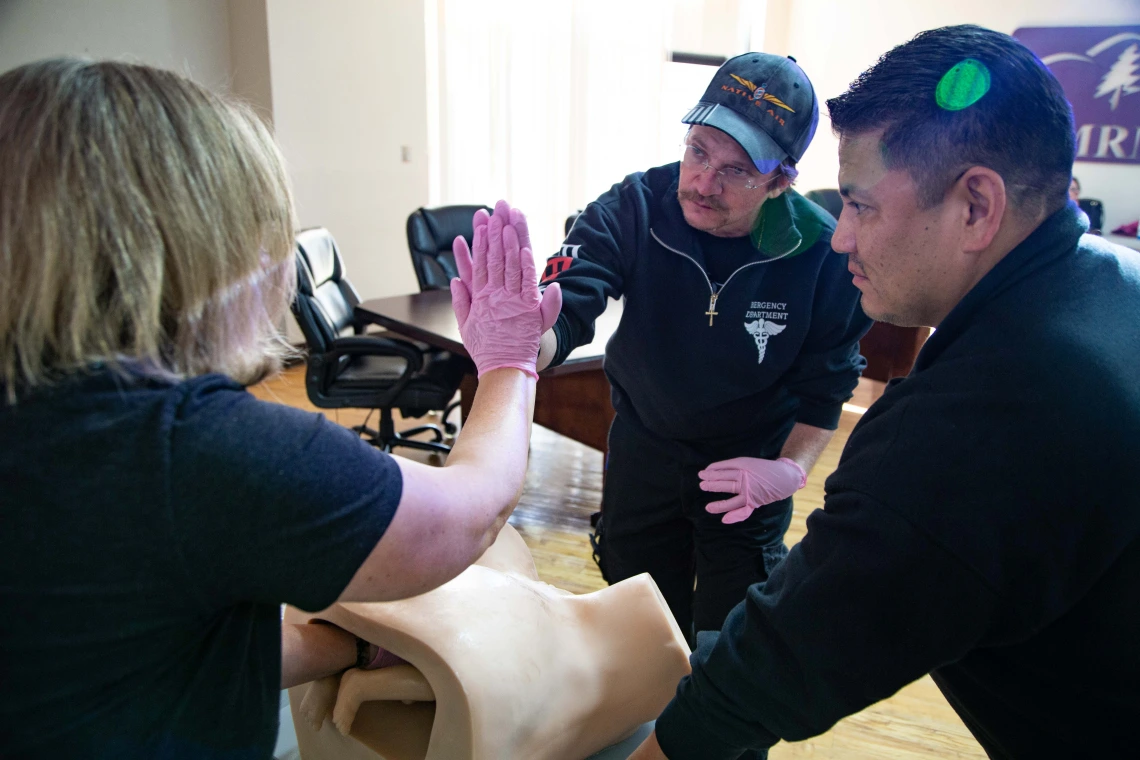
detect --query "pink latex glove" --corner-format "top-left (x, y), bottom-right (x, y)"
top-left (449, 200), bottom-right (562, 378)
top-left (699, 457), bottom-right (807, 525)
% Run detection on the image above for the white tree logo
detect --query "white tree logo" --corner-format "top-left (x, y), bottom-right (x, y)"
top-left (1041, 32), bottom-right (1140, 111)
top-left (1096, 43), bottom-right (1140, 110)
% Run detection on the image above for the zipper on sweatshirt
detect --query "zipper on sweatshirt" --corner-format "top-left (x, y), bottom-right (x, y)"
top-left (650, 228), bottom-right (770, 327)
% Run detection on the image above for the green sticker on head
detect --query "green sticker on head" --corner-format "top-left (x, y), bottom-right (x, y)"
top-left (936, 59), bottom-right (991, 111)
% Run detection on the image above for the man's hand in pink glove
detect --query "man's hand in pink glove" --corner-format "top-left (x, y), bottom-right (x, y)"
top-left (449, 200), bottom-right (562, 379)
top-left (698, 457), bottom-right (807, 525)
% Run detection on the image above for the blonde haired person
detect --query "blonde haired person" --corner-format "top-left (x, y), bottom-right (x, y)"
top-left (0, 58), bottom-right (559, 758)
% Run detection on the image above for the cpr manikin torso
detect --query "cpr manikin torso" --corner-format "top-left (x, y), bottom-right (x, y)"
top-left (286, 525), bottom-right (691, 760)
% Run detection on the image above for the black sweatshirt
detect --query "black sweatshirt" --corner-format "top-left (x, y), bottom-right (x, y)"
top-left (655, 203), bottom-right (1140, 758)
top-left (543, 163), bottom-right (871, 464)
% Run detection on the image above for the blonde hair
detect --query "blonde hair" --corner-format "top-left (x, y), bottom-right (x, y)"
top-left (0, 58), bottom-right (298, 401)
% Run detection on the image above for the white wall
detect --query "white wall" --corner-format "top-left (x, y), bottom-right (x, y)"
top-left (671, 0), bottom-right (750, 57)
top-left (768, 0), bottom-right (1140, 232)
top-left (265, 0), bottom-right (429, 315)
top-left (0, 0), bottom-right (233, 93)
top-left (0, 0), bottom-right (430, 345)
top-left (228, 0), bottom-right (273, 122)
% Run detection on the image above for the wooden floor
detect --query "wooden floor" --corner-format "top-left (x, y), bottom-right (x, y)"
top-left (250, 367), bottom-right (985, 759)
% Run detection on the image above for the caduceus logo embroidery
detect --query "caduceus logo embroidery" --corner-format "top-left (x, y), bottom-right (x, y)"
top-left (729, 74), bottom-right (796, 112)
top-left (744, 319), bottom-right (787, 364)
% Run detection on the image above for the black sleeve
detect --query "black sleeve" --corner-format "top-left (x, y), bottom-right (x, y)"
top-left (167, 381), bottom-right (402, 613)
top-left (783, 245), bottom-right (871, 430)
top-left (544, 185), bottom-right (633, 367)
top-left (654, 489), bottom-right (999, 758)
top-left (656, 344), bottom-right (1127, 757)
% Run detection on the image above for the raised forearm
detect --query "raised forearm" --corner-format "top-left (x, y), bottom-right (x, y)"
top-left (442, 367), bottom-right (537, 531)
top-left (340, 201), bottom-right (553, 604)
top-left (342, 368), bottom-right (539, 603)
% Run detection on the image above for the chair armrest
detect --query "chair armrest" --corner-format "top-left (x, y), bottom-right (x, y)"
top-left (307, 335), bottom-right (425, 408)
top-left (353, 311), bottom-right (395, 335)
top-left (326, 335), bottom-right (424, 370)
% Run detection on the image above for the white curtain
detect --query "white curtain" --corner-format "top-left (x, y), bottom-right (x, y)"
top-left (427, 0), bottom-right (672, 261)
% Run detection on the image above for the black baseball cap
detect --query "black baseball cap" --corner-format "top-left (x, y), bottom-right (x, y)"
top-left (682, 52), bottom-right (820, 173)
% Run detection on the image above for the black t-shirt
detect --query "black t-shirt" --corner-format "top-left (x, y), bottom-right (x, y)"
top-left (0, 370), bottom-right (402, 758)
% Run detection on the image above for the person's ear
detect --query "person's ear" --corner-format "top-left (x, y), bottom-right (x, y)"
top-left (768, 173), bottom-right (793, 200)
top-left (955, 167), bottom-right (1006, 253)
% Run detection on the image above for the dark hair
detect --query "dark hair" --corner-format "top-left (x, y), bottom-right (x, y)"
top-left (827, 25), bottom-right (1075, 215)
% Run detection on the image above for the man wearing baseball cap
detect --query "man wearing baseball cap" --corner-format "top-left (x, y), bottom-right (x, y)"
top-left (536, 54), bottom-right (870, 646)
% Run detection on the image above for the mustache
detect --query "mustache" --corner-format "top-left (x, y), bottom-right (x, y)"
top-left (678, 189), bottom-right (728, 211)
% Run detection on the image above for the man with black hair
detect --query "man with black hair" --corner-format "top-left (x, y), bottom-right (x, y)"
top-left (630, 24), bottom-right (1140, 760)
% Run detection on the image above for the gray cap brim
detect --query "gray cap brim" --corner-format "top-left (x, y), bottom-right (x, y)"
top-left (682, 102), bottom-right (786, 173)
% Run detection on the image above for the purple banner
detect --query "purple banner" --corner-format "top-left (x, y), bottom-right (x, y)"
top-left (1014, 26), bottom-right (1140, 164)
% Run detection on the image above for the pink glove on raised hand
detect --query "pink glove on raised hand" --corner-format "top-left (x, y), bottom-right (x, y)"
top-left (699, 457), bottom-right (807, 525)
top-left (449, 200), bottom-right (562, 378)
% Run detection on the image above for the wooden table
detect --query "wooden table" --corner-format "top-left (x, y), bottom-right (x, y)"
top-left (356, 291), bottom-right (620, 452)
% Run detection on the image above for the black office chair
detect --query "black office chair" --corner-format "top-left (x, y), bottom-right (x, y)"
top-left (292, 227), bottom-right (464, 455)
top-left (406, 205), bottom-right (492, 291)
top-left (804, 189), bottom-right (843, 220)
top-left (406, 206), bottom-right (491, 429)
top-left (1078, 198), bottom-right (1104, 235)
